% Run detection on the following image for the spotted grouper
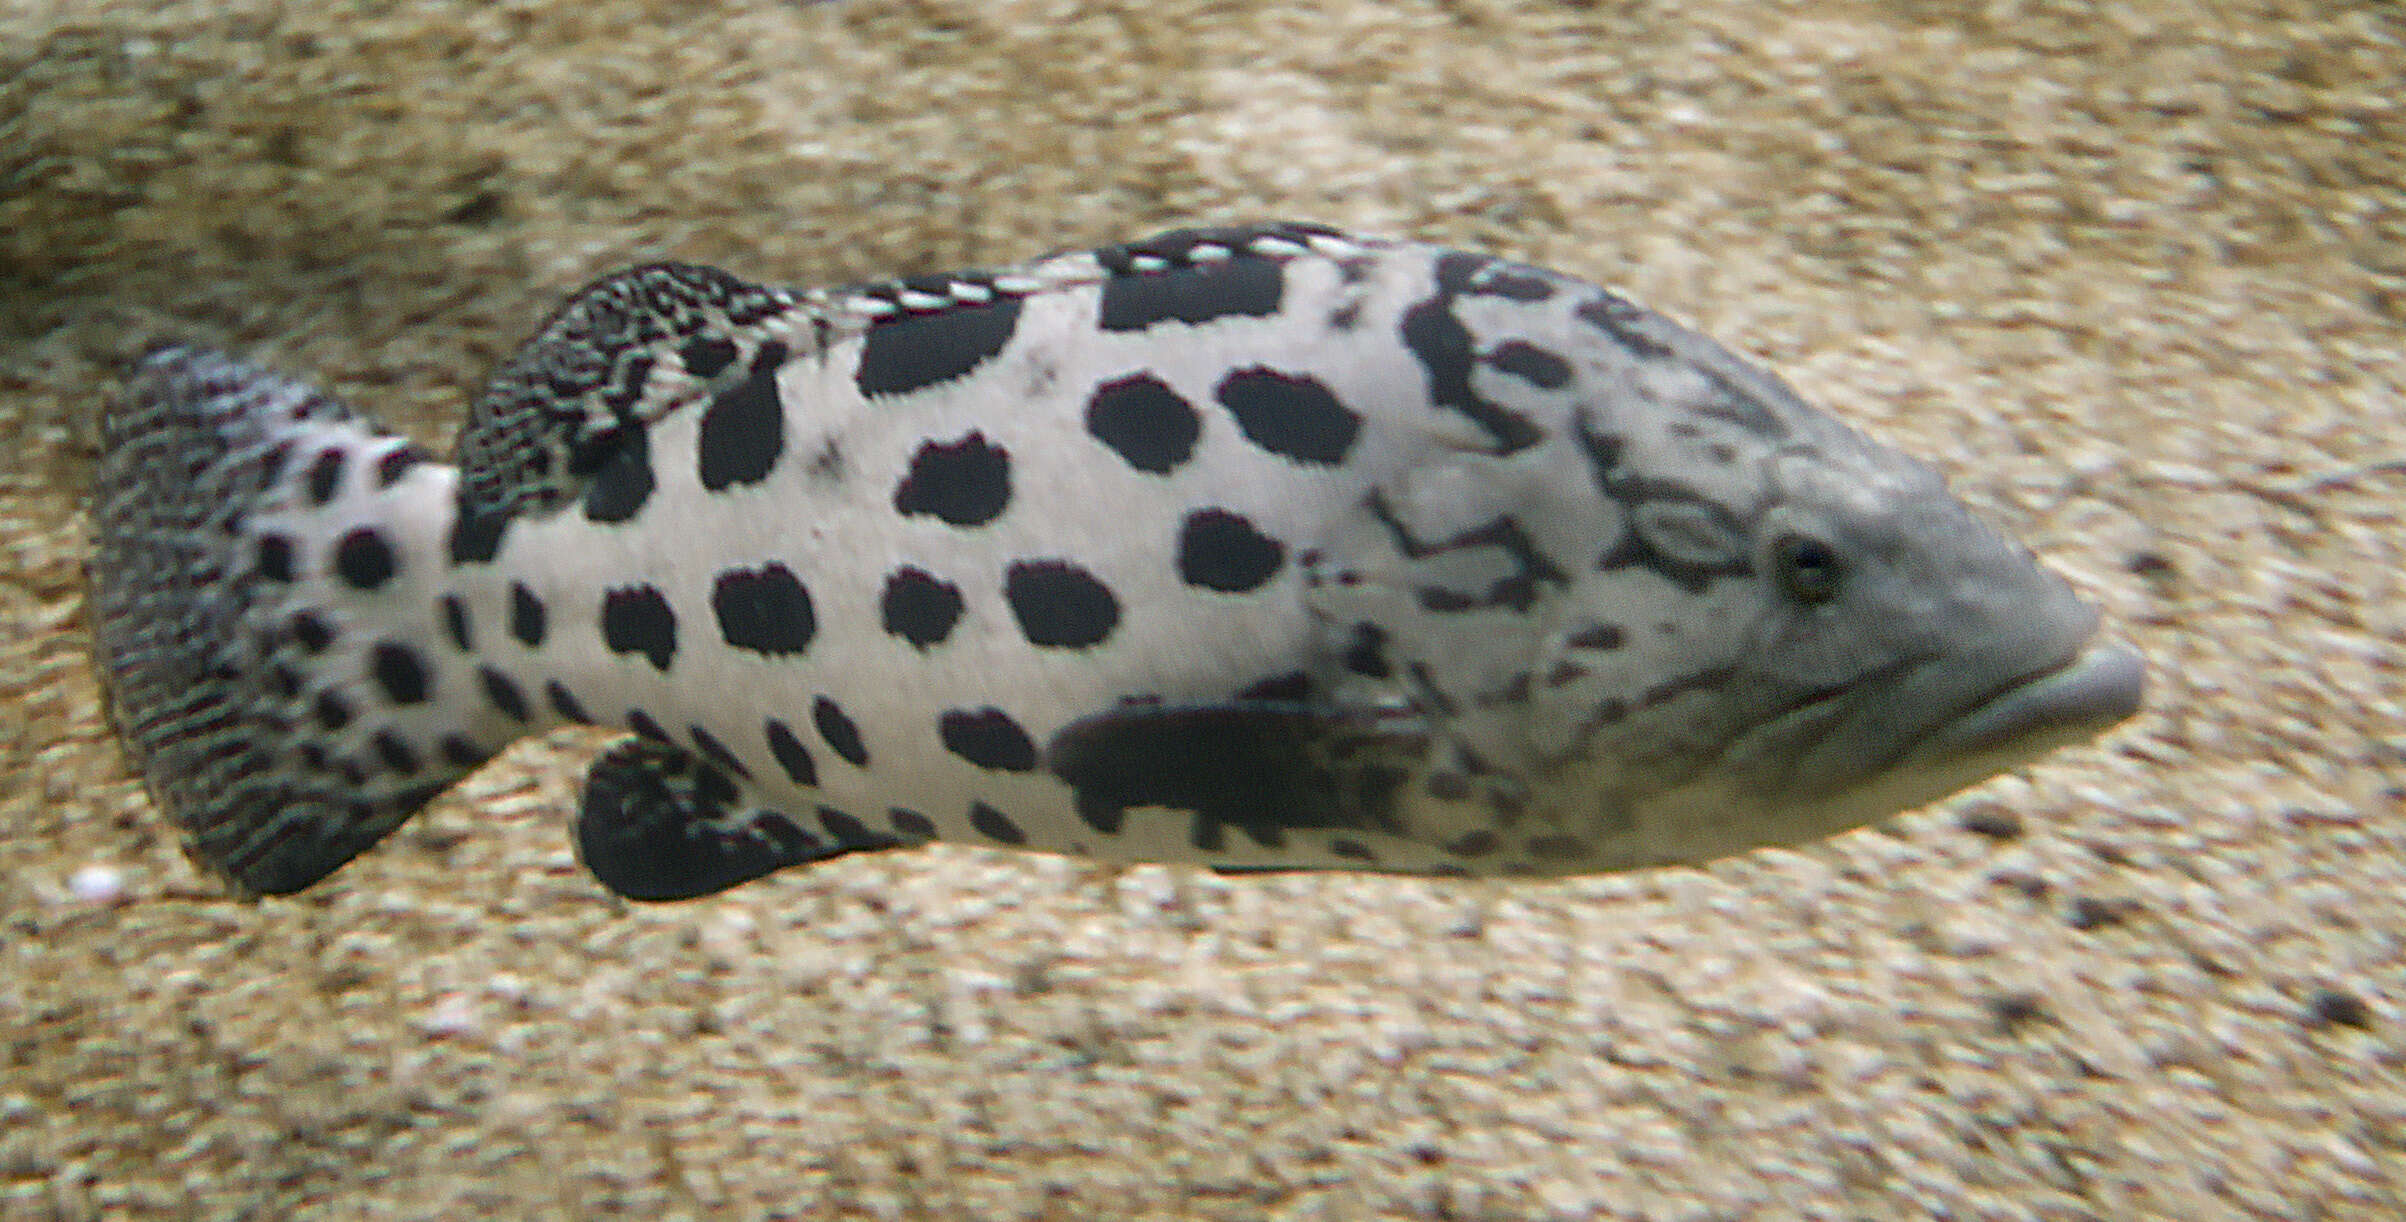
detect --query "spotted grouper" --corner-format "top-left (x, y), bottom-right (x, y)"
top-left (87, 223), bottom-right (2143, 900)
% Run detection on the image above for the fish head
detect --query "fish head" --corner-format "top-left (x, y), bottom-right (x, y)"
top-left (1562, 412), bottom-right (2146, 867)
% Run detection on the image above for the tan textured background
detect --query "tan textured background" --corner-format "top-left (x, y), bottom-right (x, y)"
top-left (3, 1), bottom-right (2400, 1218)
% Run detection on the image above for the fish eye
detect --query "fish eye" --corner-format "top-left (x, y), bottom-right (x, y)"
top-left (1773, 533), bottom-right (1845, 604)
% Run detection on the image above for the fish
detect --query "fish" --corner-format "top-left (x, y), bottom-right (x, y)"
top-left (86, 222), bottom-right (2144, 901)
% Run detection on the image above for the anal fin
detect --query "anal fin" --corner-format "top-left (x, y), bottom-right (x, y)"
top-left (575, 739), bottom-right (898, 902)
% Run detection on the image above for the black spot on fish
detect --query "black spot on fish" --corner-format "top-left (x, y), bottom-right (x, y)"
top-left (939, 707), bottom-right (1039, 772)
top-left (313, 690), bottom-right (351, 731)
top-left (626, 709), bottom-right (671, 742)
top-left (1005, 560), bottom-right (1120, 649)
top-left (678, 335), bottom-right (739, 379)
top-left (370, 641), bottom-right (430, 705)
top-left (1177, 508), bottom-right (1286, 593)
top-left (814, 695), bottom-right (868, 767)
top-left (374, 445), bottom-right (424, 488)
top-left (288, 611), bottom-right (334, 653)
top-left (1099, 251), bottom-right (1284, 331)
top-left (254, 534), bottom-right (295, 582)
top-left (880, 566), bottom-right (964, 649)
top-left (440, 736), bottom-right (485, 768)
top-left (893, 432), bottom-right (1011, 527)
top-left (439, 595), bottom-right (472, 651)
top-left (372, 730), bottom-right (417, 775)
top-left (333, 527), bottom-right (395, 590)
top-left (601, 584), bottom-right (678, 671)
top-left (583, 426), bottom-right (654, 523)
top-left (305, 448), bottom-right (345, 505)
top-left (889, 808), bottom-right (935, 840)
top-left (479, 666), bottom-right (529, 722)
top-left (1471, 267), bottom-right (1556, 302)
top-left (765, 718), bottom-right (817, 787)
top-left (510, 582), bottom-right (547, 647)
top-left (712, 562), bottom-right (816, 656)
top-left (1487, 340), bottom-right (1572, 390)
top-left (1085, 373), bottom-right (1201, 474)
top-left (969, 801), bottom-right (1027, 845)
top-left (1214, 368), bottom-right (1360, 465)
top-left (448, 504), bottom-right (509, 565)
top-left (689, 725), bottom-right (750, 779)
top-left (546, 680), bottom-right (590, 724)
top-left (1340, 622), bottom-right (1391, 679)
top-left (855, 297), bottom-right (1023, 396)
top-left (1573, 294), bottom-right (1675, 360)
top-left (697, 341), bottom-right (786, 491)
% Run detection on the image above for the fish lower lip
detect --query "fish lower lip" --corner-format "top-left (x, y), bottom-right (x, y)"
top-left (1909, 640), bottom-right (2146, 764)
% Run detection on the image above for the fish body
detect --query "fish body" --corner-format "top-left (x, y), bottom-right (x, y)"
top-left (88, 223), bottom-right (2142, 900)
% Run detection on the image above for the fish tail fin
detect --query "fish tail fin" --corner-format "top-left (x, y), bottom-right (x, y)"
top-left (90, 346), bottom-right (522, 894)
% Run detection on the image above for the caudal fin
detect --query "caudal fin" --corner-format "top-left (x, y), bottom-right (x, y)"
top-left (89, 347), bottom-right (509, 894)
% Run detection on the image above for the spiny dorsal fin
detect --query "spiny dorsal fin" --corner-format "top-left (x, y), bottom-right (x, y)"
top-left (454, 263), bottom-right (798, 521)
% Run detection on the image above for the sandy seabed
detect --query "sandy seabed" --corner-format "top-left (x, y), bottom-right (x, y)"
top-left (2, 1), bottom-right (2400, 1218)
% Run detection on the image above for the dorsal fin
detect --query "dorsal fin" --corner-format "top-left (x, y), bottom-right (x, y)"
top-left (454, 263), bottom-right (798, 521)
top-left (450, 224), bottom-right (1370, 529)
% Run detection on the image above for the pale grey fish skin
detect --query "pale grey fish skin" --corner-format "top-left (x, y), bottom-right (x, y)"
top-left (86, 224), bottom-right (2143, 901)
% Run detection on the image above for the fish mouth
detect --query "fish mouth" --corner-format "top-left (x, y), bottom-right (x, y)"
top-left (1899, 640), bottom-right (2145, 769)
top-left (1765, 636), bottom-right (2145, 811)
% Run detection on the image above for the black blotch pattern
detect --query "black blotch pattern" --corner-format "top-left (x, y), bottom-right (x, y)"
top-left (817, 807), bottom-right (885, 848)
top-left (1400, 252), bottom-right (1545, 452)
top-left (1568, 623), bottom-right (1625, 650)
top-left (626, 709), bottom-right (671, 742)
top-left (889, 808), bottom-right (936, 841)
top-left (893, 432), bottom-right (1011, 527)
top-left (968, 801), bottom-right (1027, 845)
top-left (712, 563), bottom-right (816, 655)
top-left (814, 696), bottom-right (868, 767)
top-left (1099, 253), bottom-right (1284, 331)
top-left (1340, 622), bottom-right (1391, 678)
top-left (370, 642), bottom-right (430, 705)
top-left (372, 730), bottom-right (417, 775)
top-left (255, 534), bottom-right (295, 582)
top-left (374, 446), bottom-right (424, 487)
top-left (697, 341), bottom-right (787, 491)
top-left (938, 708), bottom-right (1039, 772)
top-left (880, 567), bottom-right (964, 648)
top-left (305, 448), bottom-right (345, 505)
top-left (333, 528), bottom-right (396, 590)
top-left (689, 725), bottom-right (750, 778)
top-left (288, 611), bottom-right (334, 653)
top-left (480, 666), bottom-right (529, 722)
top-left (1004, 560), bottom-right (1120, 649)
top-left (440, 736), bottom-right (486, 767)
top-left (678, 335), bottom-right (739, 379)
top-left (1445, 830), bottom-right (1500, 857)
top-left (1177, 509), bottom-right (1286, 593)
top-left (855, 297), bottom-right (1024, 396)
top-left (1573, 294), bottom-right (1675, 360)
top-left (1085, 374), bottom-right (1201, 474)
top-left (440, 595), bottom-right (473, 651)
top-left (601, 585), bottom-right (679, 671)
top-left (583, 425), bottom-right (654, 523)
top-left (1474, 268), bottom-right (1557, 302)
top-left (1487, 341), bottom-right (1572, 390)
top-left (510, 582), bottom-right (547, 647)
top-left (1329, 838), bottom-right (1376, 862)
top-left (765, 718), bottom-right (817, 786)
top-left (448, 504), bottom-right (509, 565)
top-left (313, 690), bottom-right (351, 731)
top-left (1214, 368), bottom-right (1360, 465)
top-left (546, 680), bottom-right (590, 723)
